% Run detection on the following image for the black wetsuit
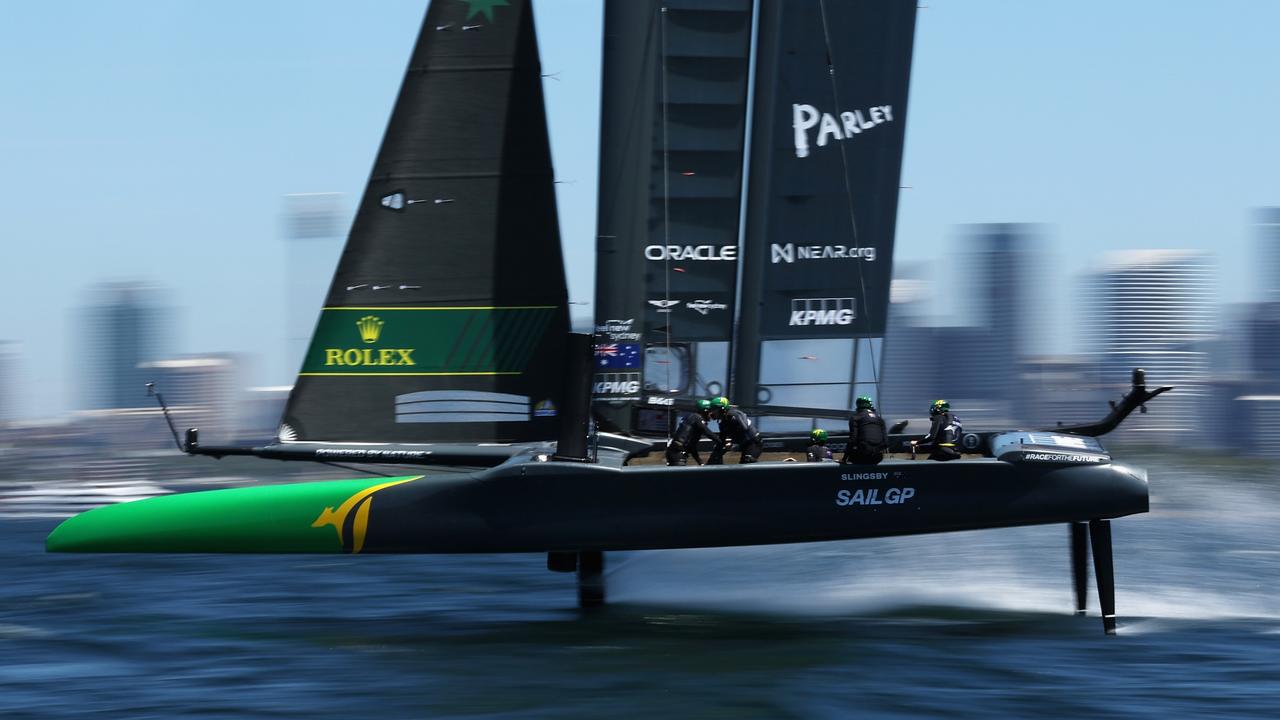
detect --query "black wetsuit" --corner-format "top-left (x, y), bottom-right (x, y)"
top-left (842, 408), bottom-right (888, 465)
top-left (919, 411), bottom-right (961, 461)
top-left (665, 411), bottom-right (721, 466)
top-left (806, 443), bottom-right (833, 462)
top-left (709, 407), bottom-right (763, 464)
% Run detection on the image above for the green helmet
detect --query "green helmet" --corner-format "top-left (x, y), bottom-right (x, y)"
top-left (810, 428), bottom-right (828, 444)
top-left (856, 395), bottom-right (874, 410)
top-left (709, 396), bottom-right (730, 411)
top-left (930, 399), bottom-right (950, 415)
top-left (695, 399), bottom-right (712, 413)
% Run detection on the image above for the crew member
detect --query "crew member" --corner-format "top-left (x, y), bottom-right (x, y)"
top-left (707, 396), bottom-right (763, 464)
top-left (665, 399), bottom-right (722, 466)
top-left (842, 395), bottom-right (888, 465)
top-left (806, 428), bottom-right (833, 462)
top-left (912, 399), bottom-right (961, 461)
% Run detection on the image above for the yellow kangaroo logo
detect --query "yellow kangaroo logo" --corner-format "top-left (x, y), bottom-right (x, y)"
top-left (311, 477), bottom-right (418, 553)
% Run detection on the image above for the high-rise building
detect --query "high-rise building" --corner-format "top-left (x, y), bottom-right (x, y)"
top-left (1245, 301), bottom-right (1280, 390)
top-left (1015, 355), bottom-right (1104, 430)
top-left (0, 341), bottom-right (16, 424)
top-left (1255, 207), bottom-right (1280, 299)
top-left (138, 355), bottom-right (240, 445)
top-left (1081, 251), bottom-right (1215, 444)
top-left (234, 385), bottom-right (291, 444)
top-left (283, 193), bottom-right (345, 382)
top-left (80, 282), bottom-right (169, 410)
top-left (881, 227), bottom-right (1033, 427)
top-left (880, 270), bottom-right (935, 423)
top-left (966, 224), bottom-right (1035, 412)
top-left (1231, 395), bottom-right (1280, 459)
top-left (971, 224), bottom-right (1032, 360)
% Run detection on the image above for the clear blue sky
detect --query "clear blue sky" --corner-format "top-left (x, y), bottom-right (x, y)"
top-left (2, 1), bottom-right (1277, 419)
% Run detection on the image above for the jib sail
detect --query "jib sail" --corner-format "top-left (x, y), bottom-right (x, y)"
top-left (592, 0), bottom-right (755, 434)
top-left (280, 0), bottom-right (570, 444)
top-left (733, 0), bottom-right (916, 425)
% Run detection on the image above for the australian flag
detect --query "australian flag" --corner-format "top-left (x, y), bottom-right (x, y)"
top-left (594, 343), bottom-right (641, 369)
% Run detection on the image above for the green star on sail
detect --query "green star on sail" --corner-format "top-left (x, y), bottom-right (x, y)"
top-left (456, 0), bottom-right (509, 22)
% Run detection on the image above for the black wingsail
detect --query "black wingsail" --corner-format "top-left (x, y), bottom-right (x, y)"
top-left (280, 0), bottom-right (570, 444)
top-left (592, 0), bottom-right (754, 434)
top-left (733, 0), bottom-right (916, 424)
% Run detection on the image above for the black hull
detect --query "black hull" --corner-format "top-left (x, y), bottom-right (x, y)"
top-left (358, 459), bottom-right (1148, 553)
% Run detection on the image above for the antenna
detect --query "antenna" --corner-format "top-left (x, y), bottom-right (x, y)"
top-left (145, 382), bottom-right (186, 453)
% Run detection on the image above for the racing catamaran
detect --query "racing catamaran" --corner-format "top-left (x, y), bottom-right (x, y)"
top-left (46, 0), bottom-right (1160, 634)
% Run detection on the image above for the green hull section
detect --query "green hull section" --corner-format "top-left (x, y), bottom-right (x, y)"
top-left (47, 476), bottom-right (421, 553)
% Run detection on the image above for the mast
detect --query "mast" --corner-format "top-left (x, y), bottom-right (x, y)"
top-left (734, 0), bottom-right (917, 426)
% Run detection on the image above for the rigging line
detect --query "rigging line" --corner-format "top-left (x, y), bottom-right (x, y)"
top-left (816, 0), bottom-right (880, 392)
top-left (661, 4), bottom-right (673, 439)
top-left (728, 0), bottom-right (762, 404)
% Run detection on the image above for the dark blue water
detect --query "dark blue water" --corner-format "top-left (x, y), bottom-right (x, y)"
top-left (2, 456), bottom-right (1278, 718)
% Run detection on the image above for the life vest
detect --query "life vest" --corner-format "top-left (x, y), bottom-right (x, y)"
top-left (806, 443), bottom-right (832, 462)
top-left (853, 410), bottom-right (888, 452)
top-left (672, 412), bottom-right (707, 446)
top-left (936, 412), bottom-right (962, 446)
top-left (721, 408), bottom-right (760, 445)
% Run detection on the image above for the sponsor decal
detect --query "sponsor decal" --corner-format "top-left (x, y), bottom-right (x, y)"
top-left (1023, 452), bottom-right (1105, 464)
top-left (315, 448), bottom-right (429, 460)
top-left (647, 299), bottom-right (680, 313)
top-left (381, 192), bottom-right (406, 211)
top-left (771, 243), bottom-right (877, 264)
top-left (789, 298), bottom-right (856, 327)
top-left (594, 371), bottom-right (642, 398)
top-left (356, 315), bottom-right (384, 343)
top-left (324, 347), bottom-right (415, 367)
top-left (686, 299), bottom-right (728, 316)
top-left (594, 343), bottom-right (641, 369)
top-left (647, 396), bottom-right (675, 406)
top-left (324, 315), bottom-right (416, 367)
top-left (311, 477), bottom-right (418, 553)
top-left (532, 399), bottom-right (557, 418)
top-left (380, 191), bottom-right (434, 210)
top-left (595, 318), bottom-right (641, 342)
top-left (456, 0), bottom-right (510, 23)
top-left (835, 487), bottom-right (915, 507)
top-left (644, 244), bottom-right (737, 262)
top-left (301, 306), bottom-right (555, 376)
top-left (793, 103), bottom-right (895, 159)
top-left (394, 390), bottom-right (529, 424)
top-left (841, 471), bottom-right (892, 482)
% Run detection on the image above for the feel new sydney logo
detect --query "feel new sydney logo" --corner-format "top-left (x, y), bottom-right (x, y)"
top-left (323, 315), bottom-right (417, 367)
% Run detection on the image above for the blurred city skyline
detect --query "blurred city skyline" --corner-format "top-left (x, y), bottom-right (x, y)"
top-left (2, 0), bottom-right (1278, 419)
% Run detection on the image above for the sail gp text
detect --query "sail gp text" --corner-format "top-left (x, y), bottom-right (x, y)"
top-left (834, 471), bottom-right (916, 504)
top-left (835, 487), bottom-right (915, 507)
